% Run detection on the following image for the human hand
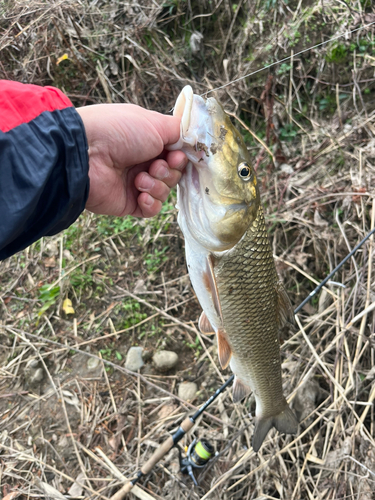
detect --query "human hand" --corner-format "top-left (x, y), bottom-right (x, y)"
top-left (76, 104), bottom-right (187, 218)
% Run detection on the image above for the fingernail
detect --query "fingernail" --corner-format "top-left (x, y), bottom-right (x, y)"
top-left (177, 157), bottom-right (188, 170)
top-left (138, 175), bottom-right (154, 191)
top-left (156, 165), bottom-right (169, 179)
top-left (143, 194), bottom-right (153, 206)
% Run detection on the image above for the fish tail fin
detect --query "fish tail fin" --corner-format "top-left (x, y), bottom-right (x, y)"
top-left (252, 402), bottom-right (298, 452)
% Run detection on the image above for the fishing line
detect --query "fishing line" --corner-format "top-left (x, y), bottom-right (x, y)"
top-left (200, 21), bottom-right (375, 97)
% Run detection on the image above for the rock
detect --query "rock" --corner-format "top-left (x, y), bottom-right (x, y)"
top-left (190, 31), bottom-right (204, 55)
top-left (29, 368), bottom-right (44, 384)
top-left (280, 163), bottom-right (294, 175)
top-left (87, 357), bottom-right (100, 371)
top-left (178, 382), bottom-right (198, 401)
top-left (153, 350), bottom-right (178, 371)
top-left (105, 246), bottom-right (116, 258)
top-left (292, 379), bottom-right (320, 421)
top-left (63, 249), bottom-right (74, 261)
top-left (125, 347), bottom-right (144, 371)
top-left (25, 358), bottom-right (44, 386)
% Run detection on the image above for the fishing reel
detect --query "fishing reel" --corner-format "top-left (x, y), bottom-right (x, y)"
top-left (178, 438), bottom-right (215, 486)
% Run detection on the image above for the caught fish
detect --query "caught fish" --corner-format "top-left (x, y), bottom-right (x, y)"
top-left (168, 86), bottom-right (298, 452)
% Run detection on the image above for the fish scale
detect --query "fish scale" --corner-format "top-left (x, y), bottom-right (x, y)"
top-left (214, 206), bottom-right (285, 416)
top-left (168, 85), bottom-right (298, 452)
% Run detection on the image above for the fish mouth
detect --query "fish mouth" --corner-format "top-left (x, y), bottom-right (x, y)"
top-left (170, 86), bottom-right (249, 251)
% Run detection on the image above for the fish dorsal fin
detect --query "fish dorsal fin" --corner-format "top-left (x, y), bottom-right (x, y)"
top-left (199, 312), bottom-right (216, 335)
top-left (217, 329), bottom-right (232, 369)
top-left (275, 281), bottom-right (295, 329)
top-left (232, 376), bottom-right (252, 403)
top-left (202, 254), bottom-right (223, 323)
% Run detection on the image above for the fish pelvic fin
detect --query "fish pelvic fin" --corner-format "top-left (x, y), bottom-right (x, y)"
top-left (232, 376), bottom-right (252, 403)
top-left (275, 281), bottom-right (295, 329)
top-left (199, 311), bottom-right (216, 335)
top-left (202, 254), bottom-right (223, 323)
top-left (217, 329), bottom-right (232, 369)
top-left (252, 402), bottom-right (299, 452)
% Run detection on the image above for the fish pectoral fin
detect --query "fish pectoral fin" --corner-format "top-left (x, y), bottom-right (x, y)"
top-left (199, 312), bottom-right (215, 335)
top-left (217, 329), bottom-right (232, 369)
top-left (275, 281), bottom-right (295, 329)
top-left (232, 376), bottom-right (251, 403)
top-left (202, 254), bottom-right (223, 324)
top-left (252, 402), bottom-right (299, 452)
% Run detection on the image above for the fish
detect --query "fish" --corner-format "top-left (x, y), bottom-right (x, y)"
top-left (168, 86), bottom-right (298, 452)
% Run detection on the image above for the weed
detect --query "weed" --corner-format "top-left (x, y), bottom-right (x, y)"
top-left (70, 266), bottom-right (94, 291)
top-left (144, 246), bottom-right (169, 273)
top-left (99, 345), bottom-right (123, 361)
top-left (279, 123), bottom-right (298, 141)
top-left (326, 44), bottom-right (348, 64)
top-left (37, 284), bottom-right (60, 321)
top-left (121, 299), bottom-right (147, 330)
top-left (319, 93), bottom-right (346, 114)
top-left (277, 63), bottom-right (292, 75)
top-left (184, 335), bottom-right (203, 358)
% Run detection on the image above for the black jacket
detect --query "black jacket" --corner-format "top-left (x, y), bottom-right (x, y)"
top-left (0, 80), bottom-right (89, 260)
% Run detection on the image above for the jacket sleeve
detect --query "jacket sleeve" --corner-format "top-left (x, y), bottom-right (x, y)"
top-left (0, 80), bottom-right (89, 260)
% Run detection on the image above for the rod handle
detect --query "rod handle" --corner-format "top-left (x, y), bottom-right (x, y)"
top-left (141, 417), bottom-right (194, 475)
top-left (141, 436), bottom-right (174, 475)
top-left (110, 480), bottom-right (134, 500)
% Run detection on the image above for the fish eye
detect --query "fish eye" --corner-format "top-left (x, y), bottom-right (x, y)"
top-left (237, 162), bottom-right (252, 181)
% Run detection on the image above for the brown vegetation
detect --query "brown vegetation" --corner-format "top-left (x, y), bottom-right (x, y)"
top-left (1, 1), bottom-right (375, 499)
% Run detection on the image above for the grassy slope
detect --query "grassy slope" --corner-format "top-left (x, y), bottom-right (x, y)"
top-left (1, 1), bottom-right (375, 499)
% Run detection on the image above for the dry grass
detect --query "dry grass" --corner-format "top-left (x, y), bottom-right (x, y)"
top-left (1, 1), bottom-right (375, 499)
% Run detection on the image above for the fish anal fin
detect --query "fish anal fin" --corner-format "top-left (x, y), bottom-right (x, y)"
top-left (201, 254), bottom-right (223, 323)
top-left (199, 311), bottom-right (215, 335)
top-left (275, 281), bottom-right (295, 329)
top-left (232, 376), bottom-right (251, 403)
top-left (217, 329), bottom-right (232, 369)
top-left (252, 401), bottom-right (299, 452)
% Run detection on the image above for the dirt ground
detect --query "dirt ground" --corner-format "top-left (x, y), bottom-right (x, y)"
top-left (1, 1), bottom-right (375, 499)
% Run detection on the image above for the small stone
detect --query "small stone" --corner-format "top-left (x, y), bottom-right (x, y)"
top-left (26, 358), bottom-right (39, 369)
top-left (25, 359), bottom-right (44, 386)
top-left (87, 357), bottom-right (100, 371)
top-left (29, 368), bottom-right (44, 384)
top-left (125, 347), bottom-right (144, 371)
top-left (105, 246), bottom-right (116, 258)
top-left (63, 249), bottom-right (74, 261)
top-left (280, 163), bottom-right (294, 175)
top-left (178, 382), bottom-right (198, 401)
top-left (152, 350), bottom-right (179, 371)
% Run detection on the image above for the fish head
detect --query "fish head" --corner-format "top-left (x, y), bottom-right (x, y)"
top-left (169, 85), bottom-right (260, 251)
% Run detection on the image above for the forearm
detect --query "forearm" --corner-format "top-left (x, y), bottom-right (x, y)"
top-left (0, 81), bottom-right (89, 260)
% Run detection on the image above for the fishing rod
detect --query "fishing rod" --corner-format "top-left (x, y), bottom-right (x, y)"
top-left (110, 226), bottom-right (374, 500)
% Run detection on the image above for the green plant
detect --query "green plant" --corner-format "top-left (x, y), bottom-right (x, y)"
top-left (326, 44), bottom-right (348, 64)
top-left (277, 63), bottom-right (292, 75)
top-left (319, 93), bottom-right (346, 113)
top-left (184, 335), bottom-right (203, 357)
top-left (279, 123), bottom-right (298, 141)
top-left (37, 285), bottom-right (60, 320)
top-left (144, 246), bottom-right (169, 273)
top-left (70, 266), bottom-right (94, 291)
top-left (121, 300), bottom-right (147, 329)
